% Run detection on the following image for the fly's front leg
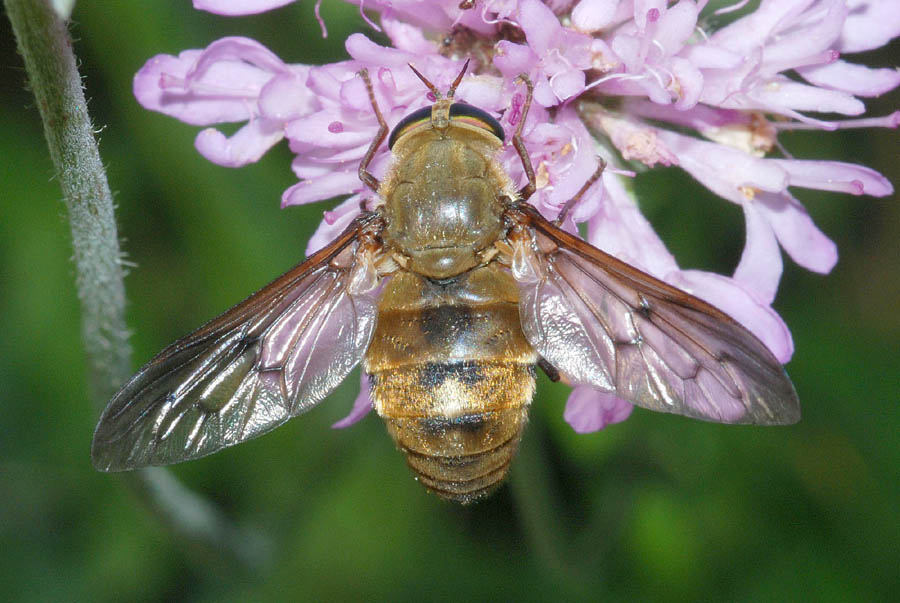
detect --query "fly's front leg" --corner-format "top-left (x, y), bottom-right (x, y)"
top-left (358, 69), bottom-right (389, 193)
top-left (512, 74), bottom-right (537, 202)
top-left (554, 159), bottom-right (607, 226)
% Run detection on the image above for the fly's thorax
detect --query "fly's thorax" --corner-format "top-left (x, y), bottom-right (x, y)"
top-left (379, 125), bottom-right (516, 280)
top-left (364, 264), bottom-right (537, 503)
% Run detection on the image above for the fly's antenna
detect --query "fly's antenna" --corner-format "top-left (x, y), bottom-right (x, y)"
top-left (408, 59), bottom-right (470, 100)
top-left (408, 63), bottom-right (442, 99)
top-left (447, 59), bottom-right (470, 99)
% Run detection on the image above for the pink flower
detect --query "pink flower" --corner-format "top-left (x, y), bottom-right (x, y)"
top-left (194, 0), bottom-right (295, 15)
top-left (591, 0), bottom-right (706, 109)
top-left (332, 373), bottom-right (374, 429)
top-left (494, 0), bottom-right (595, 106)
top-left (133, 37), bottom-right (315, 166)
top-left (564, 386), bottom-right (633, 434)
top-left (137, 0), bottom-right (898, 433)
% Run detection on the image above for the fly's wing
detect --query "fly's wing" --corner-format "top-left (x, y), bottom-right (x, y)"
top-left (508, 205), bottom-right (799, 425)
top-left (92, 215), bottom-right (383, 471)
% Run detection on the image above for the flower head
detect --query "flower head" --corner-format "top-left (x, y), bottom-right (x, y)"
top-left (138, 0), bottom-right (897, 433)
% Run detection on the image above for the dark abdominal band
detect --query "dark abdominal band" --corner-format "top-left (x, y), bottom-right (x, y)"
top-left (366, 265), bottom-right (537, 503)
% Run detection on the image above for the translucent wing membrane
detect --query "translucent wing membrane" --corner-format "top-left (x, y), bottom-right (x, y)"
top-left (509, 206), bottom-right (799, 425)
top-left (92, 216), bottom-right (382, 471)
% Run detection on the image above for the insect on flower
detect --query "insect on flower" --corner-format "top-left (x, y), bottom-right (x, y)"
top-left (92, 61), bottom-right (799, 503)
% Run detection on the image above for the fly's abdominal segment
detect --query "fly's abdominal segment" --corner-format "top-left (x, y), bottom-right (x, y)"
top-left (92, 60), bottom-right (800, 504)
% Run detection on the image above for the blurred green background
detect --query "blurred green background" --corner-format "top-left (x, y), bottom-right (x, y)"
top-left (1, 3), bottom-right (897, 601)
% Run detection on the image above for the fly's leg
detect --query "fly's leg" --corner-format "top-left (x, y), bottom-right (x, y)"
top-left (512, 74), bottom-right (537, 202)
top-left (358, 69), bottom-right (389, 193)
top-left (537, 357), bottom-right (561, 382)
top-left (511, 74), bottom-right (607, 225)
top-left (555, 159), bottom-right (607, 226)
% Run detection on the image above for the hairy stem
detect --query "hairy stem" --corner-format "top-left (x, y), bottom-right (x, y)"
top-left (4, 0), bottom-right (269, 568)
top-left (5, 0), bottom-right (130, 400)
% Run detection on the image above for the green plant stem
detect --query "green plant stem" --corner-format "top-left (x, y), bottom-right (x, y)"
top-left (5, 0), bottom-right (129, 401)
top-left (4, 0), bottom-right (269, 569)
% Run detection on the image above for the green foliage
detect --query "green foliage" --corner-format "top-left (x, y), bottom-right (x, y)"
top-left (1, 3), bottom-right (897, 601)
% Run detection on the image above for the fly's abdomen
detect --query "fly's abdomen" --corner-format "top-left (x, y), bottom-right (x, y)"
top-left (375, 363), bottom-right (534, 503)
top-left (364, 265), bottom-right (537, 503)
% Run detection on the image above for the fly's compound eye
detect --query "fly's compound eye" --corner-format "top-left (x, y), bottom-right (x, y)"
top-left (448, 103), bottom-right (505, 143)
top-left (388, 106), bottom-right (432, 150)
top-left (387, 103), bottom-right (506, 150)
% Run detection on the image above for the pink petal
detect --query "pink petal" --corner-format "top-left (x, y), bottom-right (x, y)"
top-left (571, 0), bottom-right (618, 32)
top-left (194, 118), bottom-right (284, 167)
top-left (760, 0), bottom-right (846, 68)
top-left (709, 1), bottom-right (806, 54)
top-left (345, 33), bottom-right (412, 69)
top-left (798, 60), bottom-right (900, 97)
top-left (258, 69), bottom-right (317, 120)
top-left (280, 168), bottom-right (360, 206)
top-left (745, 79), bottom-right (865, 116)
top-left (499, 118), bottom-right (562, 191)
top-left (134, 38), bottom-right (290, 126)
top-left (590, 37), bottom-right (620, 73)
top-left (299, 195), bottom-right (364, 255)
top-left (455, 4), bottom-right (499, 36)
top-left (532, 79), bottom-right (561, 107)
top-left (542, 108), bottom-right (601, 212)
top-left (698, 48), bottom-right (762, 107)
top-left (598, 113), bottom-right (679, 167)
top-left (134, 51), bottom-right (251, 125)
top-left (593, 70), bottom-right (672, 105)
top-left (332, 373), bottom-right (374, 429)
top-left (656, 130), bottom-right (787, 203)
top-left (756, 192), bottom-right (838, 275)
top-left (304, 62), bottom-right (358, 105)
top-left (625, 100), bottom-right (748, 132)
top-left (549, 68), bottom-right (586, 102)
top-left (734, 202), bottom-right (783, 304)
top-left (839, 0), bottom-right (900, 53)
top-left (634, 0), bottom-right (666, 32)
top-left (587, 172), bottom-right (679, 278)
top-left (564, 386), bottom-right (633, 433)
top-left (193, 0), bottom-right (295, 15)
top-left (289, 141), bottom-right (369, 165)
top-left (669, 57), bottom-right (703, 109)
top-left (456, 78), bottom-right (507, 114)
top-left (381, 17), bottom-right (435, 54)
top-left (341, 0), bottom-right (466, 34)
top-left (670, 270), bottom-right (794, 362)
top-left (653, 0), bottom-right (698, 54)
top-left (289, 158), bottom-right (334, 179)
top-left (610, 33), bottom-right (642, 73)
top-left (772, 159), bottom-right (894, 196)
top-left (493, 41), bottom-right (539, 78)
top-left (188, 37), bottom-right (289, 79)
top-left (518, 0), bottom-right (561, 55)
top-left (682, 44), bottom-right (742, 70)
top-left (285, 110), bottom-right (374, 149)
top-left (557, 28), bottom-right (594, 68)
